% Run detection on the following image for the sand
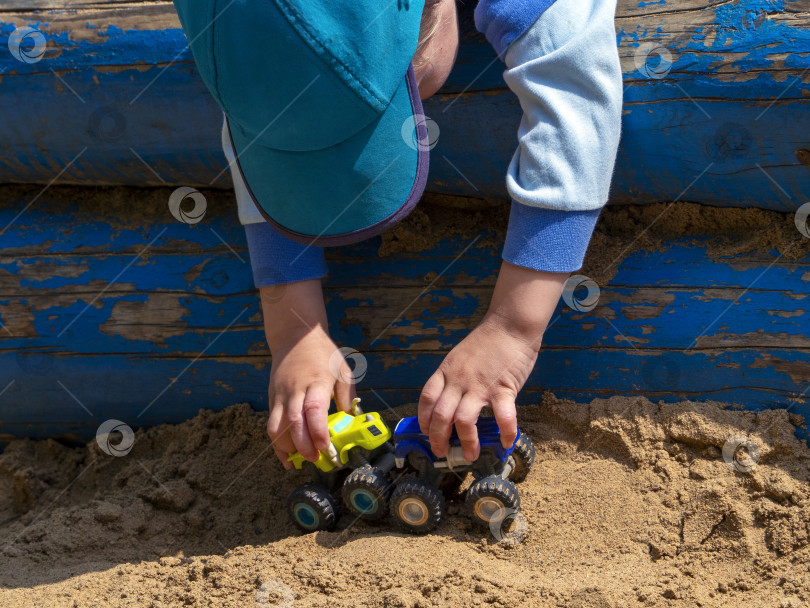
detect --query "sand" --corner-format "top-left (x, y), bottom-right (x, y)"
top-left (1, 397), bottom-right (808, 608)
top-left (3, 185), bottom-right (809, 605)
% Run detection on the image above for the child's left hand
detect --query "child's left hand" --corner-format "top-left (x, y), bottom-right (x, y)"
top-left (418, 262), bottom-right (568, 461)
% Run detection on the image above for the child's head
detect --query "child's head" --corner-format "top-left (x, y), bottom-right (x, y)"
top-left (413, 0), bottom-right (459, 99)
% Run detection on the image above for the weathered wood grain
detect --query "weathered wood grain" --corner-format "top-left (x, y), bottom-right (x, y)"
top-left (2, 1), bottom-right (809, 441)
top-left (1, 1), bottom-right (128, 9)
top-left (1, 197), bottom-right (808, 441)
top-left (0, 1), bottom-right (808, 206)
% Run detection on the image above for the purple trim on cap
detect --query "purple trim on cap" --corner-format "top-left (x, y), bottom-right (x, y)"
top-left (228, 64), bottom-right (429, 248)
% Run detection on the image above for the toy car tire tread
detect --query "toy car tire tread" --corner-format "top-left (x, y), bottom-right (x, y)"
top-left (509, 434), bottom-right (536, 482)
top-left (341, 465), bottom-right (391, 520)
top-left (465, 476), bottom-right (520, 526)
top-left (288, 484), bottom-right (338, 532)
top-left (390, 478), bottom-right (445, 534)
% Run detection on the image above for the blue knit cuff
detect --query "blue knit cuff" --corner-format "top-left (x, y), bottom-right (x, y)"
top-left (474, 0), bottom-right (556, 58)
top-left (244, 222), bottom-right (328, 288)
top-left (502, 203), bottom-right (602, 273)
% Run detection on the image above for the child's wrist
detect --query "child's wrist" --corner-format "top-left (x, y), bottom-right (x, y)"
top-left (266, 322), bottom-right (329, 356)
top-left (259, 279), bottom-right (329, 353)
top-left (479, 308), bottom-right (545, 353)
top-left (483, 261), bottom-right (569, 348)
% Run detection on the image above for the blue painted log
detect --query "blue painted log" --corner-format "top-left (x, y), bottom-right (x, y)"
top-left (1, 191), bottom-right (808, 441)
top-left (1, 1), bottom-right (809, 443)
top-left (0, 1), bottom-right (809, 207)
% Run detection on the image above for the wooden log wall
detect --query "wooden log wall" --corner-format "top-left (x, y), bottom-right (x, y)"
top-left (1, 190), bottom-right (808, 441)
top-left (0, 1), bottom-right (808, 208)
top-left (1, 1), bottom-right (809, 441)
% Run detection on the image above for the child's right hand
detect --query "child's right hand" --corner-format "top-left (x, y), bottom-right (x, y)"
top-left (260, 280), bottom-right (356, 468)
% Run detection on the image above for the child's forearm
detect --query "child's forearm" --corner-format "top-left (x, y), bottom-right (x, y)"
top-left (260, 279), bottom-right (328, 353)
top-left (416, 260), bottom-right (567, 458)
top-left (481, 261), bottom-right (568, 350)
top-left (259, 279), bottom-right (357, 463)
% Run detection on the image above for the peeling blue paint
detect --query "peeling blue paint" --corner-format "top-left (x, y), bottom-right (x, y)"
top-left (1, 3), bottom-right (810, 441)
top-left (1, 204), bottom-right (809, 440)
top-left (0, 1), bottom-right (808, 202)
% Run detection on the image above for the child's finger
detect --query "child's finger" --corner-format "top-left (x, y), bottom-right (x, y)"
top-left (285, 392), bottom-right (319, 462)
top-left (418, 371), bottom-right (445, 435)
top-left (273, 444), bottom-right (293, 469)
top-left (491, 395), bottom-right (518, 449)
top-left (268, 415), bottom-right (296, 468)
top-left (268, 404), bottom-right (296, 455)
top-left (333, 377), bottom-right (356, 414)
top-left (271, 429), bottom-right (296, 457)
top-left (267, 400), bottom-right (287, 442)
top-left (427, 386), bottom-right (462, 458)
top-left (302, 382), bottom-right (332, 452)
top-left (453, 393), bottom-right (482, 462)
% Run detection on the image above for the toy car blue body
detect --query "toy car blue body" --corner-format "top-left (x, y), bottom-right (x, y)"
top-left (387, 415), bottom-right (535, 534)
top-left (286, 410), bottom-right (536, 536)
top-left (393, 416), bottom-right (519, 469)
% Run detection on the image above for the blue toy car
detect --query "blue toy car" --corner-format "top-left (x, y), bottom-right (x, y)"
top-left (388, 416), bottom-right (535, 533)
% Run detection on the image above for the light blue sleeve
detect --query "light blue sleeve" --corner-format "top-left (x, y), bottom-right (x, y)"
top-left (221, 113), bottom-right (328, 288)
top-left (499, 0), bottom-right (623, 273)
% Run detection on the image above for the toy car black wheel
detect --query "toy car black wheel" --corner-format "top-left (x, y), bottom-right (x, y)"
top-left (390, 478), bottom-right (445, 534)
top-left (288, 484), bottom-right (338, 532)
top-left (509, 433), bottom-right (536, 482)
top-left (341, 465), bottom-right (391, 521)
top-left (438, 471), bottom-right (467, 496)
top-left (407, 450), bottom-right (431, 473)
top-left (330, 467), bottom-right (352, 503)
top-left (465, 476), bottom-right (520, 526)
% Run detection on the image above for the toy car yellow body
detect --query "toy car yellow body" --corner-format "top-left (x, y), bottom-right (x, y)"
top-left (287, 410), bottom-right (392, 473)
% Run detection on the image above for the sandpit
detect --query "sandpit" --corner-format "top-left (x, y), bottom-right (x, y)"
top-left (1, 397), bottom-right (808, 607)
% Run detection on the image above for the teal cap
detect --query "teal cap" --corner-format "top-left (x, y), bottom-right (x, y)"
top-left (173, 0), bottom-right (430, 245)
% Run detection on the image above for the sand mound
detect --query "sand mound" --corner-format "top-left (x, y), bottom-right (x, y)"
top-left (1, 397), bottom-right (808, 607)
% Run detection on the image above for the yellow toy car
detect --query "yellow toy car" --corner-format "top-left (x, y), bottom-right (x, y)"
top-left (287, 408), bottom-right (392, 472)
top-left (287, 399), bottom-right (397, 532)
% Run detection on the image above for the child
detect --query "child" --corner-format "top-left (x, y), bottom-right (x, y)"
top-left (177, 0), bottom-right (622, 468)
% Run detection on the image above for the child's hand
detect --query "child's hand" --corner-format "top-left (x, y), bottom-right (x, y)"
top-left (417, 317), bottom-right (536, 462)
top-left (418, 262), bottom-right (568, 461)
top-left (267, 325), bottom-right (355, 467)
top-left (259, 280), bottom-right (355, 468)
